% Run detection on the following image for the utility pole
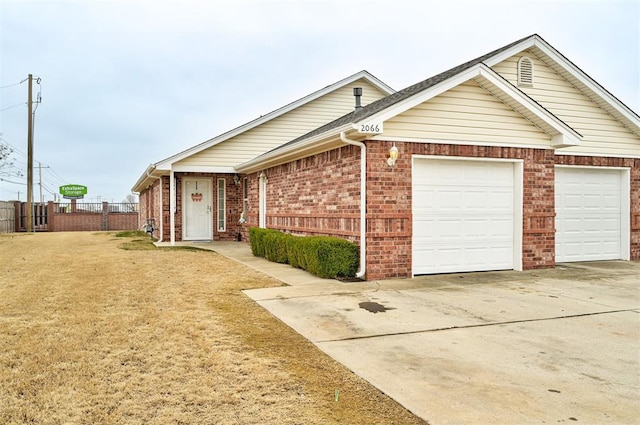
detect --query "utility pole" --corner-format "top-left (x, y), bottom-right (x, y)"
top-left (38, 162), bottom-right (50, 203)
top-left (26, 74), bottom-right (33, 232)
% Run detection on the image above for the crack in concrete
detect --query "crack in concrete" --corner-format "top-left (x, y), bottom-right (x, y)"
top-left (315, 308), bottom-right (639, 343)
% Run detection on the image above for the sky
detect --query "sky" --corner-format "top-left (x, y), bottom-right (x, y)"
top-left (0, 0), bottom-right (638, 203)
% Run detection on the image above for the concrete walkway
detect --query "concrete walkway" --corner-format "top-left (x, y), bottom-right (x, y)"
top-left (161, 241), bottom-right (640, 424)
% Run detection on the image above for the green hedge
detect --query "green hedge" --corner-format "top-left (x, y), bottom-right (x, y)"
top-left (248, 228), bottom-right (359, 279)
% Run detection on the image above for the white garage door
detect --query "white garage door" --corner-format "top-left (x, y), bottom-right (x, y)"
top-left (413, 158), bottom-right (516, 275)
top-left (555, 167), bottom-right (623, 262)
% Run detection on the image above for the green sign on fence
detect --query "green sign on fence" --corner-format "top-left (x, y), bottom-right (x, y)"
top-left (60, 184), bottom-right (87, 199)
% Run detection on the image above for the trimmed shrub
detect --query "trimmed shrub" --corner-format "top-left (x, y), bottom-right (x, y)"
top-left (304, 237), bottom-right (360, 278)
top-left (249, 227), bottom-right (270, 258)
top-left (249, 228), bottom-right (359, 279)
top-left (264, 231), bottom-right (293, 264)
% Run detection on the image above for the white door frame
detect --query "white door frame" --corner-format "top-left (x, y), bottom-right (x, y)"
top-left (182, 177), bottom-right (213, 241)
top-left (555, 165), bottom-right (630, 261)
top-left (411, 155), bottom-right (523, 276)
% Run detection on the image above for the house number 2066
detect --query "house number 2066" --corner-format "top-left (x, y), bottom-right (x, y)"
top-left (358, 123), bottom-right (383, 133)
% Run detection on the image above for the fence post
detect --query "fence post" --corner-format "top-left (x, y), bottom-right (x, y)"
top-left (47, 201), bottom-right (55, 232)
top-left (102, 201), bottom-right (109, 231)
top-left (13, 201), bottom-right (20, 232)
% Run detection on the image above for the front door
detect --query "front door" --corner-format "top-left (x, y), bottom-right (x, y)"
top-left (183, 178), bottom-right (212, 240)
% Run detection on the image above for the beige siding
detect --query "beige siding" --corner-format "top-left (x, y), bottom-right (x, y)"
top-left (492, 51), bottom-right (640, 157)
top-left (176, 79), bottom-right (387, 167)
top-left (383, 80), bottom-right (551, 146)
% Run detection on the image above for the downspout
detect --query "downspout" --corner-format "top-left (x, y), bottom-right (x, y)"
top-left (340, 131), bottom-right (366, 279)
top-left (144, 166), bottom-right (163, 242)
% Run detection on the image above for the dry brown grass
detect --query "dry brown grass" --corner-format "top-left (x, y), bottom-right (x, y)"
top-left (0, 232), bottom-right (425, 424)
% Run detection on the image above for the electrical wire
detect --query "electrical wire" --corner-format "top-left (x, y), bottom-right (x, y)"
top-left (0, 102), bottom-right (26, 113)
top-left (0, 177), bottom-right (27, 185)
top-left (0, 80), bottom-right (23, 89)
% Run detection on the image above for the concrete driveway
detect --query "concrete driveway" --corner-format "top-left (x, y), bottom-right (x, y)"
top-left (242, 260), bottom-right (640, 425)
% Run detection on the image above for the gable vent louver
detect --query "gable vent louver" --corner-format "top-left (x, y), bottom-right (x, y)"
top-left (518, 56), bottom-right (534, 87)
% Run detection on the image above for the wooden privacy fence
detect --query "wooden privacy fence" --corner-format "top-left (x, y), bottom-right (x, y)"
top-left (1, 200), bottom-right (139, 233)
top-left (0, 201), bottom-right (15, 233)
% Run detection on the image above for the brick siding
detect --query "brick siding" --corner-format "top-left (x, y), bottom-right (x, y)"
top-left (246, 141), bottom-right (638, 280)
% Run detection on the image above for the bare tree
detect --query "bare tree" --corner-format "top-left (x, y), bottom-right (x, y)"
top-left (0, 140), bottom-right (23, 179)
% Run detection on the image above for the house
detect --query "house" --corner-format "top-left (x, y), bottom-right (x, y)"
top-left (134, 34), bottom-right (640, 280)
top-left (132, 70), bottom-right (394, 243)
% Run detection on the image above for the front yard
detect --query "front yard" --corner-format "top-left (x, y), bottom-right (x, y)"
top-left (0, 232), bottom-right (424, 424)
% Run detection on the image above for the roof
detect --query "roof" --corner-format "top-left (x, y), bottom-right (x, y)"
top-left (236, 34), bottom-right (640, 173)
top-left (287, 34), bottom-right (535, 144)
top-left (132, 70), bottom-right (395, 192)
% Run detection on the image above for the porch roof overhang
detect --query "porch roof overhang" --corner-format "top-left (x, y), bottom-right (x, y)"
top-left (131, 164), bottom-right (236, 193)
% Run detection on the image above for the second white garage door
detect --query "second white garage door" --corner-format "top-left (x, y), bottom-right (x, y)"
top-left (555, 166), bottom-right (626, 262)
top-left (413, 158), bottom-right (518, 275)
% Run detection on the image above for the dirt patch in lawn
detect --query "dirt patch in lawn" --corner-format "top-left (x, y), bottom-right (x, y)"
top-left (0, 232), bottom-right (425, 424)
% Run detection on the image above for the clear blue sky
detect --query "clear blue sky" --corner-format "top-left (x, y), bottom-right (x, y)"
top-left (1, 0), bottom-right (638, 202)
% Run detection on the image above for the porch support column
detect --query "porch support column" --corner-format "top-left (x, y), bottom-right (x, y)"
top-left (170, 170), bottom-right (176, 245)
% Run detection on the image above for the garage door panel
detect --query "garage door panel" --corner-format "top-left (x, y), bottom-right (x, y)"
top-left (555, 167), bottom-right (623, 262)
top-left (413, 159), bottom-right (516, 275)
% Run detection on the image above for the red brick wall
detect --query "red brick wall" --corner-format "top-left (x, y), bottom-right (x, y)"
top-left (256, 145), bottom-right (362, 240)
top-left (248, 142), bottom-right (638, 280)
top-left (555, 155), bottom-right (640, 261)
top-left (139, 178), bottom-right (162, 238)
top-left (49, 202), bottom-right (138, 232)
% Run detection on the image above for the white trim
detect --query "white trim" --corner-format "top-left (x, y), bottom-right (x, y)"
top-left (170, 170), bottom-right (176, 245)
top-left (173, 165), bottom-right (236, 173)
top-left (554, 165), bottom-right (630, 261)
top-left (217, 178), bottom-right (227, 232)
top-left (157, 176), bottom-right (163, 242)
top-left (259, 172), bottom-right (267, 229)
top-left (182, 177), bottom-right (214, 241)
top-left (554, 151), bottom-right (640, 159)
top-left (411, 155), bottom-right (524, 276)
top-left (369, 135), bottom-right (555, 150)
top-left (554, 164), bottom-right (630, 171)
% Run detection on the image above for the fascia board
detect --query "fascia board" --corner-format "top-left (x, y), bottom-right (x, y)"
top-left (482, 36), bottom-right (538, 68)
top-left (131, 164), bottom-right (161, 193)
top-left (484, 35), bottom-right (640, 133)
top-left (235, 124), bottom-right (354, 174)
top-left (171, 165), bottom-right (236, 173)
top-left (154, 71), bottom-right (396, 168)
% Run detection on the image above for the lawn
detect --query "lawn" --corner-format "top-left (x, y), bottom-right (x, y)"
top-left (0, 232), bottom-right (424, 424)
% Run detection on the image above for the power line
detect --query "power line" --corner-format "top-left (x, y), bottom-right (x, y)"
top-left (0, 80), bottom-right (23, 89)
top-left (0, 177), bottom-right (27, 185)
top-left (0, 102), bottom-right (25, 113)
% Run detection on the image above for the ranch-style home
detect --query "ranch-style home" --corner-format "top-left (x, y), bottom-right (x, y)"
top-left (133, 34), bottom-right (640, 280)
